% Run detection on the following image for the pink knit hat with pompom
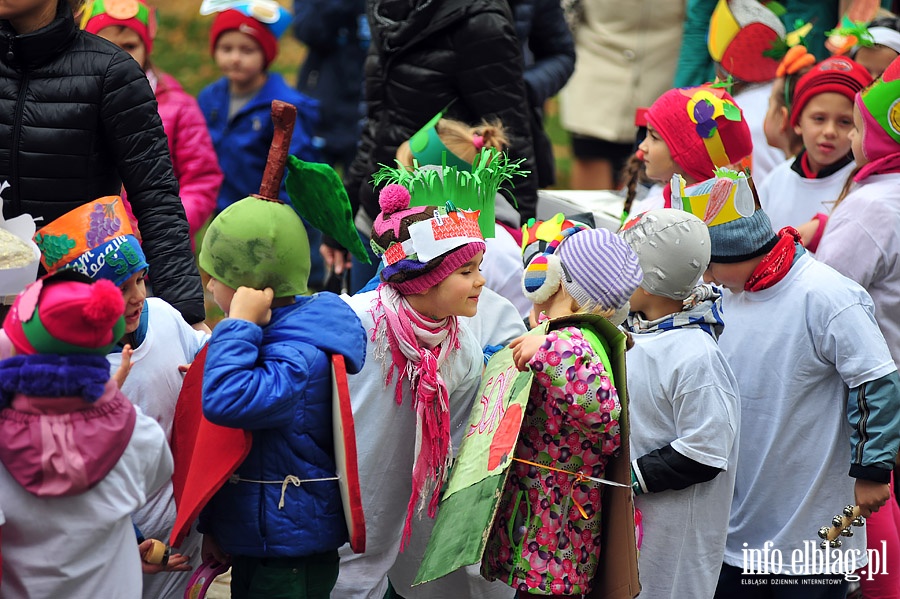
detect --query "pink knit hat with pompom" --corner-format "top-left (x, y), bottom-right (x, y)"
top-left (370, 184), bottom-right (485, 294)
top-left (4, 271), bottom-right (125, 356)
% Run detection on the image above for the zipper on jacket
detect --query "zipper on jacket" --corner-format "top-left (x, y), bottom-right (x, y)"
top-left (10, 72), bottom-right (28, 214)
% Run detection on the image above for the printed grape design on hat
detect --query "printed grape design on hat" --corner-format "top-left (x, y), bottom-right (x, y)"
top-left (34, 233), bottom-right (76, 269)
top-left (86, 199), bottom-right (123, 248)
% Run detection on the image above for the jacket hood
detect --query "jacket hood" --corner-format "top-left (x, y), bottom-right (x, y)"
top-left (0, 1), bottom-right (78, 70)
top-left (0, 361), bottom-right (136, 497)
top-left (271, 292), bottom-right (367, 374)
top-left (368, 0), bottom-right (485, 56)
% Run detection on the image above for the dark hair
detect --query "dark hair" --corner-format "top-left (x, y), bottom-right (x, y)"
top-left (868, 16), bottom-right (900, 33)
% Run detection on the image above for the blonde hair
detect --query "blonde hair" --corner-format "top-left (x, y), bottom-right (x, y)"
top-left (396, 118), bottom-right (509, 168)
top-left (770, 75), bottom-right (805, 157)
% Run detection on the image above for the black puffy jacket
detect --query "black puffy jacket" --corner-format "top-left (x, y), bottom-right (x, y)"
top-left (346, 0), bottom-right (539, 228)
top-left (0, 3), bottom-right (205, 324)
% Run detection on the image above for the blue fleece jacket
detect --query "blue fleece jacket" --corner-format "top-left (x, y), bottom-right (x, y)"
top-left (199, 293), bottom-right (366, 557)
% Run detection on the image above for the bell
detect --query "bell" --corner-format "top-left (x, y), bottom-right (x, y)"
top-left (852, 516), bottom-right (866, 527)
top-left (840, 528), bottom-right (854, 537)
top-left (832, 515), bottom-right (844, 527)
top-left (829, 538), bottom-right (842, 548)
top-left (818, 526), bottom-right (830, 539)
top-left (843, 505), bottom-right (856, 518)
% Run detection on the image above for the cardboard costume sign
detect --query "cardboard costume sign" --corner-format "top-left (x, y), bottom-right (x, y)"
top-left (415, 314), bottom-right (640, 599)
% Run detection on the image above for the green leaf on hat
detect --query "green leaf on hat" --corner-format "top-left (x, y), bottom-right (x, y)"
top-left (722, 102), bottom-right (742, 122)
top-left (285, 156), bottom-right (371, 264)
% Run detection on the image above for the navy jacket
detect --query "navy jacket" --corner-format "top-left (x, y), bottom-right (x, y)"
top-left (200, 293), bottom-right (366, 557)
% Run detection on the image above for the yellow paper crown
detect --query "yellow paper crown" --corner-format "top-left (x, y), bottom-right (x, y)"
top-left (670, 168), bottom-right (756, 227)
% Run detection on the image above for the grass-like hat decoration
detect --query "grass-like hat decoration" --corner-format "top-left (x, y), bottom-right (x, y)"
top-left (372, 148), bottom-right (526, 239)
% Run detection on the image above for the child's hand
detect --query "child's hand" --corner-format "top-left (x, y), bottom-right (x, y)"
top-left (510, 334), bottom-right (547, 372)
top-left (113, 344), bottom-right (133, 388)
top-left (796, 218), bottom-right (819, 247)
top-left (201, 535), bottom-right (231, 567)
top-left (178, 363), bottom-right (192, 375)
top-left (229, 287), bottom-right (274, 325)
top-left (855, 479), bottom-right (890, 517)
top-left (138, 539), bottom-right (192, 574)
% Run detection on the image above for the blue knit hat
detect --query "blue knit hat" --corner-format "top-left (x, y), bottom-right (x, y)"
top-left (707, 209), bottom-right (778, 263)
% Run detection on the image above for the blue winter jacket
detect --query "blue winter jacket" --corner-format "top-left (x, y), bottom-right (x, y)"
top-left (199, 293), bottom-right (366, 557)
top-left (198, 73), bottom-right (319, 212)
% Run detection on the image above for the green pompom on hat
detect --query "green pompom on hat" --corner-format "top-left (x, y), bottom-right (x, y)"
top-left (199, 197), bottom-right (310, 297)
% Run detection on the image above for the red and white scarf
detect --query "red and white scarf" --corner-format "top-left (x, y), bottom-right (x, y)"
top-left (371, 284), bottom-right (460, 550)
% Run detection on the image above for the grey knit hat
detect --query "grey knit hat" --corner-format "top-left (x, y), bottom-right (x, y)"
top-left (707, 208), bottom-right (778, 263)
top-left (556, 228), bottom-right (643, 311)
top-left (620, 209), bottom-right (710, 300)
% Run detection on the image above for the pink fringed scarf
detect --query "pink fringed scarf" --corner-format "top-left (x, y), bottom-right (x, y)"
top-left (371, 284), bottom-right (460, 550)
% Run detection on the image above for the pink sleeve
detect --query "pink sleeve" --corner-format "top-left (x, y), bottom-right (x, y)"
top-left (162, 85), bottom-right (222, 242)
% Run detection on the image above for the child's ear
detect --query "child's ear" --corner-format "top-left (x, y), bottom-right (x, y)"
top-left (793, 122), bottom-right (803, 137)
top-left (779, 106), bottom-right (790, 133)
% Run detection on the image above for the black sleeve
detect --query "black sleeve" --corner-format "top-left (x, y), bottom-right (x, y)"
top-left (634, 443), bottom-right (723, 493)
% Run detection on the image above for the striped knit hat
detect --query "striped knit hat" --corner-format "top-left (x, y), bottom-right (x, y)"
top-left (557, 228), bottom-right (643, 310)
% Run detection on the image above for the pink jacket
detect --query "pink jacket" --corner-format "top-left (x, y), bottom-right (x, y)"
top-left (124, 71), bottom-right (222, 246)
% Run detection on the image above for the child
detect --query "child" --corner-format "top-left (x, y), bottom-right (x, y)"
top-left (621, 208), bottom-right (740, 598)
top-left (849, 16), bottom-right (900, 79)
top-left (481, 225), bottom-right (643, 597)
top-left (199, 4), bottom-right (319, 213)
top-left (636, 85), bottom-right (752, 213)
top-left (0, 0), bottom-right (205, 325)
top-left (196, 186), bottom-right (367, 597)
top-left (33, 196), bottom-right (207, 599)
top-left (691, 175), bottom-right (900, 594)
top-left (0, 271), bottom-right (173, 597)
top-left (393, 114), bottom-right (530, 317)
top-left (334, 184), bottom-right (487, 599)
top-left (757, 56), bottom-right (872, 248)
top-left (762, 45), bottom-right (815, 164)
top-left (707, 0), bottom-right (787, 183)
top-left (816, 55), bottom-right (900, 598)
top-left (83, 0), bottom-right (223, 248)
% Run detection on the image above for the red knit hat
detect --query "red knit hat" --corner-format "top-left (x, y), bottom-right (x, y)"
top-left (4, 271), bottom-right (125, 356)
top-left (209, 9), bottom-right (279, 68)
top-left (646, 86), bottom-right (753, 183)
top-left (790, 56), bottom-right (873, 127)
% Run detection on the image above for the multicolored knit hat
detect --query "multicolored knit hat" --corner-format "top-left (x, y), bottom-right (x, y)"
top-left (200, 197), bottom-right (311, 297)
top-left (370, 184), bottom-right (485, 295)
top-left (82, 0), bottom-right (157, 55)
top-left (707, 0), bottom-right (786, 83)
top-left (856, 55), bottom-right (900, 171)
top-left (620, 209), bottom-right (710, 300)
top-left (790, 56), bottom-right (872, 127)
top-left (520, 214), bottom-right (642, 310)
top-left (646, 86), bottom-right (752, 183)
top-left (204, 0), bottom-right (291, 68)
top-left (34, 197), bottom-right (148, 287)
top-left (4, 271), bottom-right (125, 356)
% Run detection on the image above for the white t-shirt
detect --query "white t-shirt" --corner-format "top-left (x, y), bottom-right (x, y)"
top-left (0, 410), bottom-right (172, 599)
top-left (628, 327), bottom-right (740, 597)
top-left (334, 291), bottom-right (484, 599)
top-left (629, 183), bottom-right (665, 217)
top-left (816, 174), bottom-right (900, 368)
top-left (482, 224), bottom-right (530, 318)
top-left (459, 286), bottom-right (527, 351)
top-left (718, 254), bottom-right (895, 573)
top-left (106, 297), bottom-right (208, 599)
top-left (758, 158), bottom-right (854, 233)
top-left (735, 82), bottom-right (785, 185)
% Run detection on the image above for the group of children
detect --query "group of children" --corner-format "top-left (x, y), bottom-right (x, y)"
top-left (3, 2), bottom-right (900, 599)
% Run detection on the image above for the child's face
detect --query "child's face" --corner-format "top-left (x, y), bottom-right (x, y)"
top-left (207, 277), bottom-right (237, 316)
top-left (410, 252), bottom-right (485, 319)
top-left (96, 26), bottom-right (147, 71)
top-left (850, 102), bottom-right (868, 169)
top-left (638, 125), bottom-right (679, 183)
top-left (214, 30), bottom-right (266, 93)
top-left (793, 92), bottom-right (855, 173)
top-left (854, 45), bottom-right (899, 79)
top-left (703, 261), bottom-right (756, 294)
top-left (120, 270), bottom-right (148, 334)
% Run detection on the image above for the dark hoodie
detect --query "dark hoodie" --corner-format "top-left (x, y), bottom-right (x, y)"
top-left (343, 0), bottom-right (539, 230)
top-left (200, 292), bottom-right (367, 557)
